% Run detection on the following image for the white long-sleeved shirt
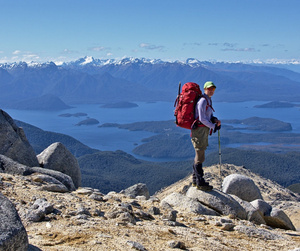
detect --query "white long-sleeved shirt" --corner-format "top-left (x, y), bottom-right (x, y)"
top-left (195, 94), bottom-right (215, 129)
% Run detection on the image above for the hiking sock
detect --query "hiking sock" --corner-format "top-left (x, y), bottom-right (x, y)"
top-left (192, 172), bottom-right (196, 185)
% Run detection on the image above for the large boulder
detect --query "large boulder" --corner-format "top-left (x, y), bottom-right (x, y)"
top-left (265, 208), bottom-right (296, 231)
top-left (0, 154), bottom-right (32, 176)
top-left (31, 173), bottom-right (69, 193)
top-left (230, 195), bottom-right (266, 225)
top-left (30, 166), bottom-right (76, 191)
top-left (161, 192), bottom-right (218, 216)
top-left (0, 109), bottom-right (39, 167)
top-left (186, 187), bottom-right (247, 220)
top-left (222, 174), bottom-right (263, 202)
top-left (0, 193), bottom-right (28, 251)
top-left (0, 154), bottom-right (75, 191)
top-left (250, 199), bottom-right (272, 216)
top-left (37, 142), bottom-right (81, 188)
top-left (250, 199), bottom-right (295, 230)
top-left (120, 183), bottom-right (150, 199)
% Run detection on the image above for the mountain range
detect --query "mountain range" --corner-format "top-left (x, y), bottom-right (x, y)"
top-left (1, 57), bottom-right (300, 109)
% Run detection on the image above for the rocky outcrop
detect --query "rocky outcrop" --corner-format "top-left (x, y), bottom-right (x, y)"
top-left (37, 142), bottom-right (81, 188)
top-left (231, 195), bottom-right (266, 225)
top-left (0, 192), bottom-right (28, 251)
top-left (0, 109), bottom-right (39, 167)
top-left (251, 199), bottom-right (272, 216)
top-left (185, 178), bottom-right (295, 231)
top-left (0, 166), bottom-right (299, 250)
top-left (156, 165), bottom-right (298, 232)
top-left (0, 154), bottom-right (75, 191)
top-left (265, 208), bottom-right (296, 231)
top-left (222, 174), bottom-right (263, 202)
top-left (160, 192), bottom-right (218, 215)
top-left (0, 111), bottom-right (80, 192)
top-left (25, 198), bottom-right (55, 222)
top-left (0, 154), bottom-right (32, 176)
top-left (120, 183), bottom-right (150, 199)
top-left (30, 166), bottom-right (76, 191)
top-left (186, 187), bottom-right (248, 220)
top-left (250, 199), bottom-right (296, 231)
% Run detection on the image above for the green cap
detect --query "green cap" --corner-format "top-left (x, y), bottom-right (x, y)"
top-left (204, 81), bottom-right (216, 89)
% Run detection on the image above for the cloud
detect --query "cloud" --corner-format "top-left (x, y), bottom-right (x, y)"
top-left (90, 46), bottom-right (105, 51)
top-left (192, 42), bottom-right (202, 46)
top-left (208, 43), bottom-right (219, 46)
top-left (9, 50), bottom-right (40, 62)
top-left (89, 46), bottom-right (110, 52)
top-left (223, 42), bottom-right (238, 48)
top-left (139, 43), bottom-right (165, 51)
top-left (62, 49), bottom-right (79, 54)
top-left (220, 43), bottom-right (259, 52)
top-left (183, 42), bottom-right (202, 46)
top-left (22, 54), bottom-right (40, 61)
top-left (13, 50), bottom-right (21, 55)
top-left (0, 56), bottom-right (9, 64)
top-left (222, 47), bottom-right (259, 52)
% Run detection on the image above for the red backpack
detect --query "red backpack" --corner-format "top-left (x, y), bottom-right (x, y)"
top-left (174, 82), bottom-right (202, 129)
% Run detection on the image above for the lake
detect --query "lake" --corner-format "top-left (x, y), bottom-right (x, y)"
top-left (4, 101), bottom-right (300, 160)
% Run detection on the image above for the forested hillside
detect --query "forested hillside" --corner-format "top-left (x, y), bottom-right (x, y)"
top-left (16, 119), bottom-right (299, 194)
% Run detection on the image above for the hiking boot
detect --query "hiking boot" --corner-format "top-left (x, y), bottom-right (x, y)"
top-left (196, 181), bottom-right (213, 191)
top-left (192, 183), bottom-right (197, 187)
top-left (196, 184), bottom-right (213, 191)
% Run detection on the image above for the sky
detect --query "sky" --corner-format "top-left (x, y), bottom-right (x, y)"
top-left (0, 0), bottom-right (299, 64)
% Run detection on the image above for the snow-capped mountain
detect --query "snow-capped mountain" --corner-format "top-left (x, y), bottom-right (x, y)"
top-left (1, 56), bottom-right (299, 71)
top-left (0, 57), bottom-right (300, 109)
top-left (60, 56), bottom-right (169, 67)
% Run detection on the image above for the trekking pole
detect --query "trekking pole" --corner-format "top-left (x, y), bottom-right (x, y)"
top-left (218, 130), bottom-right (222, 179)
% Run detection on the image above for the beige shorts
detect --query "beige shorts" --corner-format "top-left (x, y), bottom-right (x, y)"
top-left (191, 126), bottom-right (210, 151)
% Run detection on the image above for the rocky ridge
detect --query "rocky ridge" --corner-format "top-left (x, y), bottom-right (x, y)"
top-left (1, 164), bottom-right (300, 251)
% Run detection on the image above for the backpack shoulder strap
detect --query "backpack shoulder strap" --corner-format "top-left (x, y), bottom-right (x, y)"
top-left (201, 95), bottom-right (215, 112)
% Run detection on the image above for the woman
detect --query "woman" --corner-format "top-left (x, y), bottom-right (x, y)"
top-left (191, 81), bottom-right (221, 191)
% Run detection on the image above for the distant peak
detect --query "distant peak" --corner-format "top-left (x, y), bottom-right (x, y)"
top-left (81, 56), bottom-right (95, 65)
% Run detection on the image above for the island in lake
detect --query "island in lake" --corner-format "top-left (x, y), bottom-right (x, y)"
top-left (59, 112), bottom-right (88, 117)
top-left (98, 117), bottom-right (299, 159)
top-left (100, 101), bottom-right (138, 109)
top-left (222, 117), bottom-right (292, 132)
top-left (254, 101), bottom-right (298, 108)
top-left (75, 118), bottom-right (99, 126)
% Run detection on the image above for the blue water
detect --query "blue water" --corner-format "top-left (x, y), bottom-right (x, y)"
top-left (4, 101), bottom-right (300, 160)
top-left (214, 101), bottom-right (300, 132)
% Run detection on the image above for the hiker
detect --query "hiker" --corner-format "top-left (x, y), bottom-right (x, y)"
top-left (191, 81), bottom-right (221, 191)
